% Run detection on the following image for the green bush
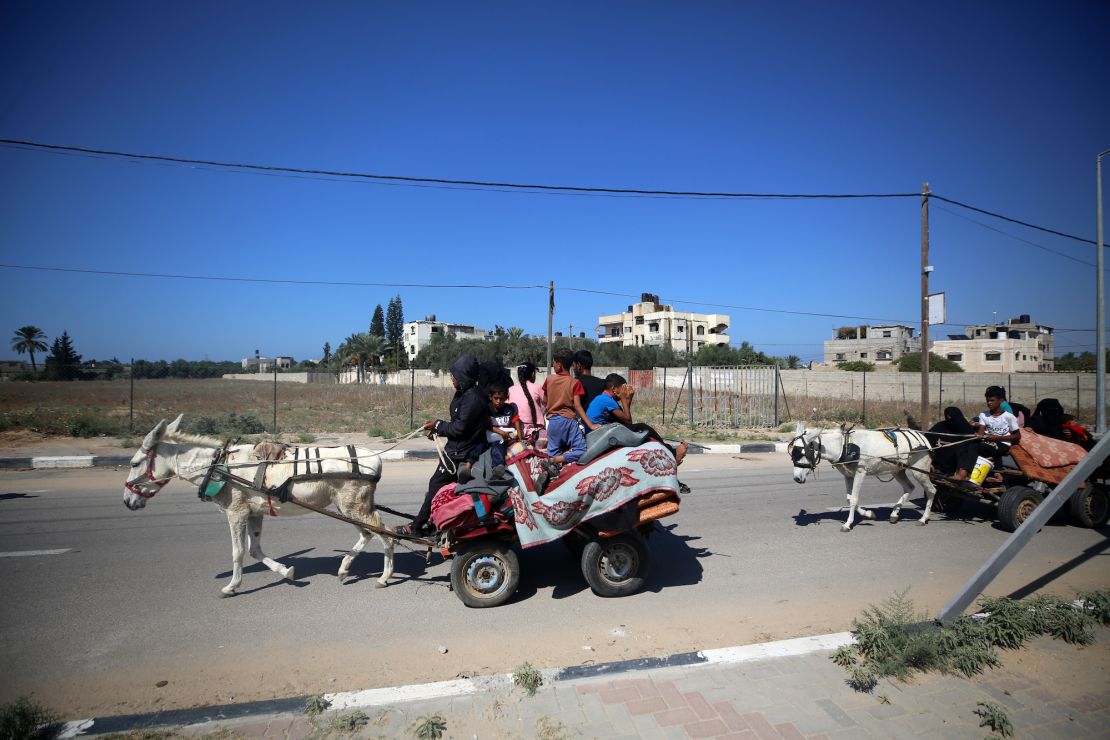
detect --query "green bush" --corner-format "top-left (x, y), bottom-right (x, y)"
top-left (0, 409), bottom-right (124, 437)
top-left (897, 352), bottom-right (963, 373)
top-left (0, 696), bottom-right (60, 739)
top-left (837, 361), bottom-right (875, 372)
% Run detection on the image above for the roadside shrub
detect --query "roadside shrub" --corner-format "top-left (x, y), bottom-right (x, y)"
top-left (836, 361), bottom-right (875, 372)
top-left (0, 409), bottom-right (124, 437)
top-left (0, 695), bottom-right (60, 739)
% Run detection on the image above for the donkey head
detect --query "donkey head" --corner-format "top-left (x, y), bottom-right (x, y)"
top-left (123, 415), bottom-right (183, 510)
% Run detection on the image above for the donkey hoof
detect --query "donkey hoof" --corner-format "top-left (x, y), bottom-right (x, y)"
top-left (220, 588), bottom-right (236, 598)
top-left (374, 579), bottom-right (389, 589)
top-left (840, 524), bottom-right (852, 533)
top-left (889, 515), bottom-right (900, 523)
top-left (283, 567), bottom-right (296, 581)
top-left (917, 519), bottom-right (928, 526)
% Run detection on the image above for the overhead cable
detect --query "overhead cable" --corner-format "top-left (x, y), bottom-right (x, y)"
top-left (0, 138), bottom-right (919, 199)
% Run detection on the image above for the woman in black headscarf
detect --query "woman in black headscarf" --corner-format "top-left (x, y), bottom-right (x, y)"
top-left (1028, 399), bottom-right (1067, 440)
top-left (926, 406), bottom-right (974, 475)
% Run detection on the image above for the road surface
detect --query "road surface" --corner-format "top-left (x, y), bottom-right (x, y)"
top-left (0, 454), bottom-right (1105, 716)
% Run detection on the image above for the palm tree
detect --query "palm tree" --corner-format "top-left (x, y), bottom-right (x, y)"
top-left (339, 333), bottom-right (387, 383)
top-left (11, 326), bottom-right (48, 373)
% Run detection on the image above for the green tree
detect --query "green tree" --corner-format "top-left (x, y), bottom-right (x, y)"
top-left (44, 331), bottom-right (83, 380)
top-left (1054, 351), bottom-right (1096, 372)
top-left (322, 341), bottom-right (331, 365)
top-left (11, 325), bottom-right (48, 373)
top-left (896, 352), bottom-right (964, 373)
top-left (370, 304), bottom-right (386, 338)
top-left (339, 332), bottom-right (386, 382)
top-left (385, 295), bottom-right (406, 368)
top-left (837, 360), bottom-right (876, 372)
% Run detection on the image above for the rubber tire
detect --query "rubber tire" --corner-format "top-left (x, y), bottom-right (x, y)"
top-left (931, 490), bottom-right (964, 515)
top-left (997, 485), bottom-right (1043, 533)
top-left (1069, 484), bottom-right (1110, 529)
top-left (580, 532), bottom-right (650, 598)
top-left (450, 541), bottom-right (520, 608)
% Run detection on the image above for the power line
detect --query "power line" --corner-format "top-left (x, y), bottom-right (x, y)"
top-left (0, 263), bottom-right (544, 290)
top-left (0, 260), bottom-right (1092, 330)
top-left (0, 138), bottom-right (920, 200)
top-left (933, 204), bottom-right (1099, 267)
top-left (931, 194), bottom-right (1096, 246)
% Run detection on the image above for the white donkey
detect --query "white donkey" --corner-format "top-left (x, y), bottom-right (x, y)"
top-left (123, 415), bottom-right (394, 595)
top-left (789, 422), bottom-right (938, 532)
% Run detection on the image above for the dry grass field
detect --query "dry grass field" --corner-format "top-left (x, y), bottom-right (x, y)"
top-left (4, 378), bottom-right (1088, 442)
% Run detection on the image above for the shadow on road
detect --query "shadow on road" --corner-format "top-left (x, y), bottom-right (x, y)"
top-left (0, 492), bottom-right (37, 501)
top-left (1006, 527), bottom-right (1110, 600)
top-left (644, 523), bottom-right (707, 592)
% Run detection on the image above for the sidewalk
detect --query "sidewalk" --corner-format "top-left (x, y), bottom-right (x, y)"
top-left (62, 632), bottom-right (1108, 739)
top-left (0, 433), bottom-right (787, 469)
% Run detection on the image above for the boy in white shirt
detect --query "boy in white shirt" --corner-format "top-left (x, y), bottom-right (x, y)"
top-left (953, 385), bottom-right (1020, 484)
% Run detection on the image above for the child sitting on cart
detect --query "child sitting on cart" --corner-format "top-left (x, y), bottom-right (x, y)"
top-left (951, 386), bottom-right (1020, 486)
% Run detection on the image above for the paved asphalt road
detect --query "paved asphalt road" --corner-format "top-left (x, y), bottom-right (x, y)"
top-left (1, 455), bottom-right (1106, 717)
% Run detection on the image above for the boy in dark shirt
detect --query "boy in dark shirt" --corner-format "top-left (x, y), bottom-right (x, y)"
top-left (573, 349), bottom-right (607, 427)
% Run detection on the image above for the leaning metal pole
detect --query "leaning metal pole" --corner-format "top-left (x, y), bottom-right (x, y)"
top-left (937, 433), bottom-right (1110, 624)
top-left (1097, 150), bottom-right (1108, 432)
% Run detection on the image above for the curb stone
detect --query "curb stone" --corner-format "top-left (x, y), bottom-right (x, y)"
top-left (0, 443), bottom-right (787, 470)
top-left (54, 632), bottom-right (853, 738)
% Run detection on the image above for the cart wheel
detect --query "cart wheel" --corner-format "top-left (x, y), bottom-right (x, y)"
top-left (997, 485), bottom-right (1043, 533)
top-left (580, 532), bottom-right (650, 598)
top-left (1069, 484), bottom-right (1110, 529)
top-left (931, 490), bottom-right (963, 515)
top-left (450, 541), bottom-right (520, 608)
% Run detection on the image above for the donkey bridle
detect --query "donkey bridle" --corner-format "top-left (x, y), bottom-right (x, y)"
top-left (125, 447), bottom-right (172, 498)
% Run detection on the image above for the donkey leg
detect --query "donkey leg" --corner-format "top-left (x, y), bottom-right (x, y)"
top-left (889, 472), bottom-right (915, 523)
top-left (843, 473), bottom-right (873, 523)
top-left (222, 513), bottom-right (248, 596)
top-left (338, 530), bottom-right (370, 583)
top-left (370, 511), bottom-right (395, 588)
top-left (914, 470), bottom-right (938, 526)
top-left (842, 471), bottom-right (868, 532)
top-left (247, 512), bottom-right (295, 581)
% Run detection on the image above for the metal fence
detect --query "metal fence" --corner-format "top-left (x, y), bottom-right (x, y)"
top-left (661, 365), bottom-right (781, 428)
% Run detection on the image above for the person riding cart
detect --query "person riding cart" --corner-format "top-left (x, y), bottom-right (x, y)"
top-left (397, 353), bottom-right (488, 537)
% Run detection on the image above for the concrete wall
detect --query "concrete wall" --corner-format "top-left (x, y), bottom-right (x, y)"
top-left (777, 369), bottom-right (1102, 407)
top-left (222, 372), bottom-right (336, 384)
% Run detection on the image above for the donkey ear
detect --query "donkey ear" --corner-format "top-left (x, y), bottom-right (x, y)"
top-left (166, 414), bottom-right (184, 436)
top-left (141, 419), bottom-right (168, 450)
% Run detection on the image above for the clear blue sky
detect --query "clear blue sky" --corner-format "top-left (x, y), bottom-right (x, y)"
top-left (1, 1), bottom-right (1107, 363)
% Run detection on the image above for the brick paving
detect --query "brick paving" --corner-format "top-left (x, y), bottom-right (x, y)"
top-left (152, 634), bottom-right (1107, 739)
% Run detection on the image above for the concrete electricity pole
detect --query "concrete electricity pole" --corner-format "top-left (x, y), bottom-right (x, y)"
top-left (1097, 151), bottom-right (1109, 432)
top-left (920, 182), bottom-right (931, 425)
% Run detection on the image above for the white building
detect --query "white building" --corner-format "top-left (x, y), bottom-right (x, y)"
top-left (931, 315), bottom-right (1054, 372)
top-left (597, 293), bottom-right (730, 352)
top-left (241, 355), bottom-right (294, 372)
top-left (823, 325), bottom-right (921, 367)
top-left (404, 315), bottom-right (489, 363)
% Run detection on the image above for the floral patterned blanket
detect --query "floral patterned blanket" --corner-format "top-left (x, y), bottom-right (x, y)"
top-left (506, 440), bottom-right (680, 548)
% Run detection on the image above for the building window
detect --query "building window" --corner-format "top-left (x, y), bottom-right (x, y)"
top-left (883, 331), bottom-right (892, 338)
top-left (835, 353), bottom-right (846, 361)
top-left (985, 352), bottom-right (1001, 361)
top-left (635, 317), bottom-right (644, 325)
top-left (877, 350), bottom-right (892, 360)
top-left (410, 327), bottom-right (415, 335)
top-left (860, 352), bottom-right (868, 359)
top-left (677, 325), bottom-right (684, 333)
top-left (431, 326), bottom-right (440, 333)
top-left (947, 353), bottom-right (963, 362)
top-left (649, 322), bottom-right (659, 332)
top-left (696, 325), bottom-right (705, 335)
top-left (409, 345), bottom-right (415, 354)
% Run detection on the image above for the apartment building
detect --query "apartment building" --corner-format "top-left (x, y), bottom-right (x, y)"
top-left (823, 325), bottom-right (921, 366)
top-left (931, 315), bottom-right (1054, 372)
top-left (241, 355), bottom-right (294, 372)
top-left (404, 315), bottom-right (489, 363)
top-left (597, 293), bottom-right (730, 352)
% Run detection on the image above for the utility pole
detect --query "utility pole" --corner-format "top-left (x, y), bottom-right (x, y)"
top-left (1097, 151), bottom-right (1109, 432)
top-left (547, 280), bottom-right (554, 373)
top-left (920, 182), bottom-right (931, 425)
